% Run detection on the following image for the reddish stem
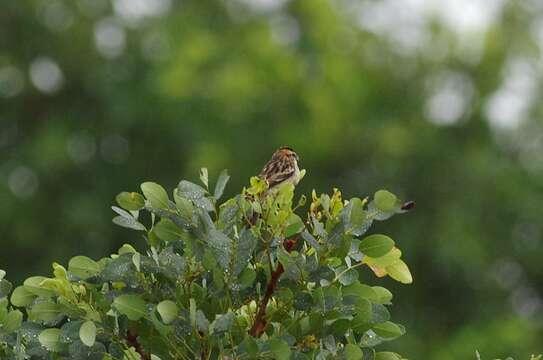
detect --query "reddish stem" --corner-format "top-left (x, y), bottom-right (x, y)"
top-left (249, 238), bottom-right (297, 337)
top-left (126, 329), bottom-right (151, 360)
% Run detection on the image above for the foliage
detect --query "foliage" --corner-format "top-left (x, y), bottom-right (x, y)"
top-left (2, 0), bottom-right (543, 358)
top-left (0, 169), bottom-right (415, 359)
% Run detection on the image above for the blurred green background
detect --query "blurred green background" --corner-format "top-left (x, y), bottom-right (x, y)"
top-left (1, 0), bottom-right (542, 358)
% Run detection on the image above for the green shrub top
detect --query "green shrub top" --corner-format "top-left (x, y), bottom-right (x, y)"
top-left (0, 168), bottom-right (414, 360)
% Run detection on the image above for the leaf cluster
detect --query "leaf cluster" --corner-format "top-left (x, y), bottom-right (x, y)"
top-left (0, 169), bottom-right (414, 360)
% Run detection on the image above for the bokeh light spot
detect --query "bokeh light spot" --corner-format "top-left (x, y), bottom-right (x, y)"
top-left (425, 71), bottom-right (474, 126)
top-left (94, 18), bottom-right (126, 59)
top-left (29, 56), bottom-right (64, 94)
top-left (36, 0), bottom-right (74, 32)
top-left (113, 0), bottom-right (172, 24)
top-left (485, 58), bottom-right (538, 131)
top-left (8, 166), bottom-right (39, 199)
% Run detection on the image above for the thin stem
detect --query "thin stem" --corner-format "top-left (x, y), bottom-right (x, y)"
top-left (331, 262), bottom-right (366, 285)
top-left (249, 237), bottom-right (298, 337)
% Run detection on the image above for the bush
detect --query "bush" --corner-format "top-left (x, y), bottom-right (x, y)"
top-left (0, 168), bottom-right (415, 359)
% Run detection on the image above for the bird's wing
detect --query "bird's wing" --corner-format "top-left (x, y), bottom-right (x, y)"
top-left (259, 160), bottom-right (296, 189)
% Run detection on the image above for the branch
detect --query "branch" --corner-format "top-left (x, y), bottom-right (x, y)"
top-left (249, 237), bottom-right (297, 337)
top-left (126, 329), bottom-right (151, 360)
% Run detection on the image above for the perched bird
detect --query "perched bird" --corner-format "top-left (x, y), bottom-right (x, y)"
top-left (259, 146), bottom-right (301, 190)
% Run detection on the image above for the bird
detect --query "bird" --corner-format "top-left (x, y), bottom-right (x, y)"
top-left (258, 146), bottom-right (301, 191)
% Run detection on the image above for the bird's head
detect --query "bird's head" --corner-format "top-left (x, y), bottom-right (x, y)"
top-left (275, 146), bottom-right (299, 162)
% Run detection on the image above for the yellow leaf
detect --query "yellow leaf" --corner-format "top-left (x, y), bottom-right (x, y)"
top-left (386, 260), bottom-right (413, 284)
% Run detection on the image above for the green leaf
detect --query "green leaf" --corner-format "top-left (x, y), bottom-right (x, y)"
top-left (113, 294), bottom-right (147, 320)
top-left (268, 338), bottom-right (291, 360)
top-left (118, 244), bottom-right (137, 254)
top-left (349, 198), bottom-right (371, 236)
top-left (247, 176), bottom-right (268, 195)
top-left (157, 300), bottom-right (178, 324)
top-left (284, 213), bottom-right (305, 237)
top-left (374, 190), bottom-right (397, 212)
top-left (200, 168), bottom-right (209, 188)
top-left (211, 312), bottom-right (234, 334)
top-left (359, 234), bottom-right (395, 258)
top-left (23, 276), bottom-right (55, 297)
top-left (10, 286), bottom-right (37, 307)
top-left (330, 318), bottom-right (351, 337)
top-left (239, 336), bottom-right (259, 357)
top-left (343, 282), bottom-right (378, 302)
top-left (372, 286), bottom-right (393, 304)
top-left (375, 352), bottom-right (402, 360)
top-left (123, 347), bottom-right (143, 360)
top-left (132, 253), bottom-right (141, 272)
top-left (39, 328), bottom-right (62, 352)
top-left (141, 182), bottom-right (170, 209)
top-left (68, 256), bottom-right (101, 279)
top-left (370, 304), bottom-right (391, 323)
top-left (207, 228), bottom-right (256, 276)
top-left (207, 229), bottom-right (232, 271)
top-left (79, 320), bottom-right (97, 347)
top-left (195, 310), bottom-right (209, 333)
top-left (0, 270), bottom-right (5, 281)
top-left (153, 218), bottom-right (183, 242)
top-left (386, 260), bottom-right (413, 284)
top-left (214, 170), bottom-right (230, 200)
top-left (173, 190), bottom-right (194, 220)
top-left (116, 192), bottom-right (145, 210)
top-left (344, 344), bottom-right (364, 360)
top-left (363, 248), bottom-right (402, 268)
top-left (234, 229), bottom-right (257, 275)
top-left (178, 180), bottom-right (214, 212)
top-left (338, 268), bottom-right (358, 286)
top-left (112, 215), bottom-right (146, 231)
top-left (352, 299), bottom-right (372, 332)
top-left (0, 279), bottom-right (12, 299)
top-left (29, 301), bottom-right (62, 322)
top-left (2, 309), bottom-right (22, 332)
top-left (277, 248), bottom-right (302, 281)
top-left (301, 230), bottom-right (321, 250)
top-left (150, 310), bottom-right (173, 336)
top-left (372, 321), bottom-right (404, 339)
top-left (0, 298), bottom-right (7, 320)
top-left (238, 267), bottom-right (256, 288)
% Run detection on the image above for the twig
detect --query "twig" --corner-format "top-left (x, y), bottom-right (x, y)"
top-left (126, 329), bottom-right (151, 360)
top-left (249, 238), bottom-right (297, 337)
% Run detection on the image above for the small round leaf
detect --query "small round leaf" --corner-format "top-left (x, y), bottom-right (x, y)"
top-left (79, 320), bottom-right (97, 347)
top-left (372, 321), bottom-right (404, 338)
top-left (23, 276), bottom-right (55, 297)
top-left (268, 338), bottom-right (291, 360)
top-left (68, 256), bottom-right (101, 279)
top-left (113, 294), bottom-right (147, 320)
top-left (344, 344), bottom-right (363, 360)
top-left (156, 300), bottom-right (178, 324)
top-left (39, 328), bottom-right (62, 352)
top-left (116, 192), bottom-right (145, 210)
top-left (141, 182), bottom-right (169, 209)
top-left (10, 286), bottom-right (36, 307)
top-left (374, 190), bottom-right (397, 212)
top-left (386, 260), bottom-right (413, 284)
top-left (359, 234), bottom-right (395, 258)
top-left (3, 310), bottom-right (23, 333)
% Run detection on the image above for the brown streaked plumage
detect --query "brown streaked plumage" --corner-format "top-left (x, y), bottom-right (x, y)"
top-left (259, 146), bottom-right (300, 190)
